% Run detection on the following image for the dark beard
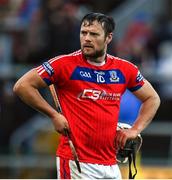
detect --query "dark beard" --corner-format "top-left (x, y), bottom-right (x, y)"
top-left (82, 48), bottom-right (105, 60)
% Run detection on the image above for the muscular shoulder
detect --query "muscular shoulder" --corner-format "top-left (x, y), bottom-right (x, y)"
top-left (107, 54), bottom-right (136, 69)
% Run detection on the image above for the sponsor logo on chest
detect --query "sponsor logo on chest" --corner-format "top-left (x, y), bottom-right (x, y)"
top-left (78, 89), bottom-right (121, 101)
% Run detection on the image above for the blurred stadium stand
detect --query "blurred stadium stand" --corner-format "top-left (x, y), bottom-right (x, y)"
top-left (0, 0), bottom-right (172, 178)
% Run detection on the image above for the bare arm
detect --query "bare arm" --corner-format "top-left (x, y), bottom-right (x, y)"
top-left (131, 80), bottom-right (160, 134)
top-left (13, 69), bottom-right (69, 134)
top-left (116, 80), bottom-right (160, 149)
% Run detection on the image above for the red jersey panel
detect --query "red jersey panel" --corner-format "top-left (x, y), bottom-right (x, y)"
top-left (36, 50), bottom-right (145, 165)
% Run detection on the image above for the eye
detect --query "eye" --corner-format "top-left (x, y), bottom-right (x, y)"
top-left (90, 32), bottom-right (99, 36)
top-left (81, 31), bottom-right (87, 35)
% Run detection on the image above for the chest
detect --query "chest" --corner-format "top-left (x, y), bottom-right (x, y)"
top-left (58, 66), bottom-right (127, 98)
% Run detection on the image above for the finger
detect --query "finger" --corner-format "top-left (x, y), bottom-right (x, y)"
top-left (64, 122), bottom-right (70, 131)
top-left (118, 135), bottom-right (125, 149)
top-left (115, 130), bottom-right (120, 149)
top-left (115, 130), bottom-right (123, 149)
top-left (117, 130), bottom-right (129, 149)
top-left (56, 127), bottom-right (68, 135)
top-left (121, 135), bottom-right (127, 149)
top-left (57, 129), bottom-right (68, 136)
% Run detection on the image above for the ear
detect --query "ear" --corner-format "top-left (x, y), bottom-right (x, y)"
top-left (106, 33), bottom-right (113, 44)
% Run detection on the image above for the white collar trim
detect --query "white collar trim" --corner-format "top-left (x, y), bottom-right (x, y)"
top-left (87, 60), bottom-right (106, 66)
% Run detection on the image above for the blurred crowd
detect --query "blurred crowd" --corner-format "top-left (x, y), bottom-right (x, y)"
top-left (1, 0), bottom-right (172, 162)
top-left (0, 0), bottom-right (124, 64)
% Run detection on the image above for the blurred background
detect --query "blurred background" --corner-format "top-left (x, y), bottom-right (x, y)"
top-left (0, 0), bottom-right (172, 178)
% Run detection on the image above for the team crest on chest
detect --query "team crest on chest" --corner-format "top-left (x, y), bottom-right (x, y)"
top-left (109, 71), bottom-right (119, 82)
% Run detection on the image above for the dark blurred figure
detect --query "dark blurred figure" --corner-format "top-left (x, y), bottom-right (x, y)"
top-left (145, 14), bottom-right (172, 67)
top-left (0, 80), bottom-right (36, 153)
top-left (115, 12), bottom-right (154, 69)
top-left (12, 0), bottom-right (81, 64)
top-left (38, 0), bottom-right (80, 58)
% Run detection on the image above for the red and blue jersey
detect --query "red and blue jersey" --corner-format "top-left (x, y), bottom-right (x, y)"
top-left (36, 50), bottom-right (145, 165)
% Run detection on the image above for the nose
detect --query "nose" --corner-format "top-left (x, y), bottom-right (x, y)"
top-left (84, 33), bottom-right (91, 42)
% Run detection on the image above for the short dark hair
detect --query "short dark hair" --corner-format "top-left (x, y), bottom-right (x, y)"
top-left (81, 12), bottom-right (115, 36)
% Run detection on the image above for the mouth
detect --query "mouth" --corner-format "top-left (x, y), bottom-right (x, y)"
top-left (83, 44), bottom-right (94, 48)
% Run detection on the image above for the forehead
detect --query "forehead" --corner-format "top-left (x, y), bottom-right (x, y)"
top-left (81, 20), bottom-right (104, 32)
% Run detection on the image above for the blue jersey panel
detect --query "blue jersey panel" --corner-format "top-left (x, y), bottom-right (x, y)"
top-left (70, 66), bottom-right (126, 84)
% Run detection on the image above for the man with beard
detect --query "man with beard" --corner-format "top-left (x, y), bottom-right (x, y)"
top-left (13, 13), bottom-right (160, 179)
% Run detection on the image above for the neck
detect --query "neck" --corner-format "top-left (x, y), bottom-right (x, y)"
top-left (87, 53), bottom-right (106, 64)
top-left (87, 59), bottom-right (106, 66)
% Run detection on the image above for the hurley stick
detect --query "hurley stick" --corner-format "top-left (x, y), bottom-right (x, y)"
top-left (49, 84), bottom-right (81, 173)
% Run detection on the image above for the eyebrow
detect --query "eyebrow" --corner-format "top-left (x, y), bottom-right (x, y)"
top-left (80, 30), bottom-right (100, 36)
